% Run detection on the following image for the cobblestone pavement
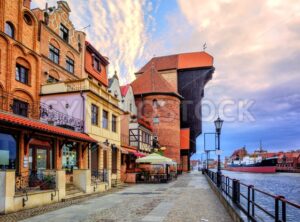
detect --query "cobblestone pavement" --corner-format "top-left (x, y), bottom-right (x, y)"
top-left (5, 172), bottom-right (232, 222)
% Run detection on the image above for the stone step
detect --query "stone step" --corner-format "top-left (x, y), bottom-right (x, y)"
top-left (66, 189), bottom-right (82, 196)
top-left (62, 192), bottom-right (86, 202)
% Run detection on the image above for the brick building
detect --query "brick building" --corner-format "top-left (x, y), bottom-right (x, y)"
top-left (0, 0), bottom-right (96, 214)
top-left (132, 52), bottom-right (214, 171)
top-left (32, 1), bottom-right (86, 84)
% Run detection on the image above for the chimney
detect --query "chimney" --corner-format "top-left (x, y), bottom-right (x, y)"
top-left (23, 0), bottom-right (31, 9)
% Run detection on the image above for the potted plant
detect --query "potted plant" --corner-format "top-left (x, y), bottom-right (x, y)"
top-left (40, 175), bottom-right (56, 190)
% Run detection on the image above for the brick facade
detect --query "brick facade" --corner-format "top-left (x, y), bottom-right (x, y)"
top-left (135, 94), bottom-right (181, 163)
top-left (0, 0), bottom-right (41, 119)
top-left (32, 2), bottom-right (85, 84)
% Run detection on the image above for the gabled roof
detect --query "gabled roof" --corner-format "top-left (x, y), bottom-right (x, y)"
top-left (0, 111), bottom-right (96, 143)
top-left (120, 84), bottom-right (130, 97)
top-left (136, 52), bottom-right (213, 74)
top-left (131, 65), bottom-right (182, 98)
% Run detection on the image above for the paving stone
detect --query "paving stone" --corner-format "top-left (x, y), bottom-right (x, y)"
top-left (0, 172), bottom-right (232, 222)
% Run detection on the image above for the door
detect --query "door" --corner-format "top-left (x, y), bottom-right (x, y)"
top-left (29, 146), bottom-right (52, 178)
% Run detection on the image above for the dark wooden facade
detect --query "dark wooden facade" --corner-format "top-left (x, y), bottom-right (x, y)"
top-left (178, 67), bottom-right (214, 156)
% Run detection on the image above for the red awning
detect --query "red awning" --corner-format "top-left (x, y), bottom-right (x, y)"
top-left (121, 147), bottom-right (146, 157)
top-left (133, 152), bottom-right (146, 157)
top-left (0, 111), bottom-right (96, 143)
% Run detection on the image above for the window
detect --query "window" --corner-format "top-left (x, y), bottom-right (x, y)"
top-left (91, 104), bottom-right (98, 125)
top-left (102, 110), bottom-right (108, 129)
top-left (16, 64), bottom-right (29, 84)
top-left (5, 22), bottom-right (14, 38)
top-left (62, 144), bottom-right (77, 173)
top-left (12, 99), bottom-right (28, 117)
top-left (93, 57), bottom-right (101, 72)
top-left (129, 103), bottom-right (132, 112)
top-left (47, 75), bottom-right (59, 83)
top-left (153, 99), bottom-right (158, 108)
top-left (23, 13), bottom-right (32, 25)
top-left (0, 133), bottom-right (17, 170)
top-left (112, 115), bottom-right (117, 132)
top-left (66, 57), bottom-right (74, 73)
top-left (59, 24), bottom-right (69, 42)
top-left (49, 44), bottom-right (60, 64)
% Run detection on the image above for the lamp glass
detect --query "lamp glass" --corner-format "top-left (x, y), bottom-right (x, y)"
top-left (214, 117), bottom-right (224, 131)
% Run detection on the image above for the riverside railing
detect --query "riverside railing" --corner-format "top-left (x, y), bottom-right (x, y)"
top-left (207, 170), bottom-right (300, 222)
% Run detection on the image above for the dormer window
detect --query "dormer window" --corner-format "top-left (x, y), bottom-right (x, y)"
top-left (59, 24), bottom-right (69, 42)
top-left (93, 57), bottom-right (101, 72)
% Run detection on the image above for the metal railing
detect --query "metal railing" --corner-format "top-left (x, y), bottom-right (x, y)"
top-left (15, 170), bottom-right (57, 193)
top-left (207, 170), bottom-right (300, 222)
top-left (91, 169), bottom-right (108, 184)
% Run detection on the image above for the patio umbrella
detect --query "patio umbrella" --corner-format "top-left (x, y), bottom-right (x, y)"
top-left (136, 153), bottom-right (175, 164)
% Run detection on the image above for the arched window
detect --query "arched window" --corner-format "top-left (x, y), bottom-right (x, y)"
top-left (0, 133), bottom-right (17, 169)
top-left (23, 12), bottom-right (33, 25)
top-left (5, 22), bottom-right (15, 38)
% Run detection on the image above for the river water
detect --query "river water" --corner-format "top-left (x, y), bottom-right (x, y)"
top-left (221, 170), bottom-right (300, 222)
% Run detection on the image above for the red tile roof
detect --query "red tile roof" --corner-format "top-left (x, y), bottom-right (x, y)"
top-left (120, 84), bottom-right (130, 97)
top-left (138, 117), bottom-right (153, 131)
top-left (131, 64), bottom-right (182, 97)
top-left (136, 52), bottom-right (213, 74)
top-left (0, 112), bottom-right (96, 143)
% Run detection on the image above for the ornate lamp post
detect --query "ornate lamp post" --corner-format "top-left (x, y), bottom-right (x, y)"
top-left (214, 117), bottom-right (224, 188)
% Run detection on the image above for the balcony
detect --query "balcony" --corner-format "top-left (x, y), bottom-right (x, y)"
top-left (40, 102), bottom-right (84, 132)
top-left (41, 78), bottom-right (119, 106)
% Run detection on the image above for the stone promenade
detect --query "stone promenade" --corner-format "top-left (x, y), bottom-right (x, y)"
top-left (14, 172), bottom-right (231, 222)
top-left (0, 172), bottom-right (232, 222)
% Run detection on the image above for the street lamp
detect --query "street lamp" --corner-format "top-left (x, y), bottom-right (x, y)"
top-left (214, 117), bottom-right (223, 188)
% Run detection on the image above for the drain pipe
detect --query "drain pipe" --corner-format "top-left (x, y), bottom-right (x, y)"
top-left (80, 91), bottom-right (85, 133)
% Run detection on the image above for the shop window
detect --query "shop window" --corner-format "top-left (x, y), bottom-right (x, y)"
top-left (91, 104), bottom-right (99, 125)
top-left (49, 44), bottom-right (60, 64)
top-left (102, 110), bottom-right (108, 129)
top-left (66, 57), bottom-right (74, 73)
top-left (112, 114), bottom-right (117, 132)
top-left (93, 57), bottom-right (101, 72)
top-left (5, 22), bottom-right (14, 38)
top-left (59, 24), bottom-right (69, 42)
top-left (16, 63), bottom-right (29, 84)
top-left (0, 133), bottom-right (17, 170)
top-left (62, 144), bottom-right (78, 173)
top-left (12, 99), bottom-right (28, 117)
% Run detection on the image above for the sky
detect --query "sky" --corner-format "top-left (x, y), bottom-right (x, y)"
top-left (31, 0), bottom-right (300, 160)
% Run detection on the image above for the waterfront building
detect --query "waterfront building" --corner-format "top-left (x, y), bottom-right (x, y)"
top-left (0, 0), bottom-right (96, 213)
top-left (32, 1), bottom-right (85, 84)
top-left (40, 42), bottom-right (123, 189)
top-left (108, 75), bottom-right (153, 183)
top-left (132, 52), bottom-right (214, 172)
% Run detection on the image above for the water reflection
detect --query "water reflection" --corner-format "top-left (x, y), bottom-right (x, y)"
top-left (222, 170), bottom-right (300, 222)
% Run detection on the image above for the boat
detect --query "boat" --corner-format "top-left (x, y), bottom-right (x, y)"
top-left (226, 157), bottom-right (278, 173)
top-left (225, 145), bottom-right (278, 173)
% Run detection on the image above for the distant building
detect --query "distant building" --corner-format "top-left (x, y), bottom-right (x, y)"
top-left (132, 52), bottom-right (214, 172)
